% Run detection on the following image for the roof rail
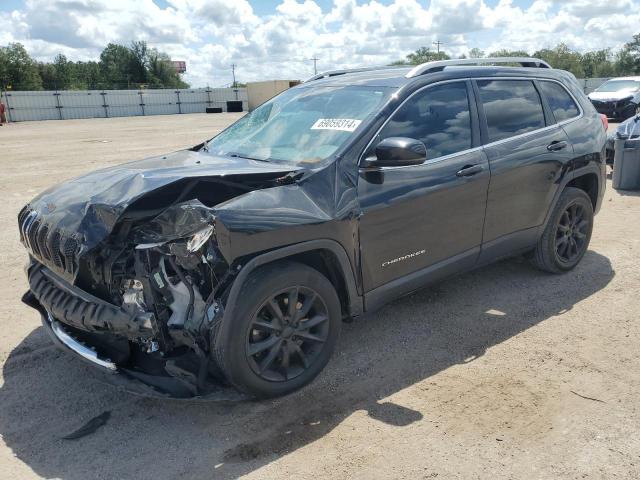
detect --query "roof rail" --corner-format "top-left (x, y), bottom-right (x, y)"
top-left (305, 65), bottom-right (401, 82)
top-left (405, 57), bottom-right (551, 78)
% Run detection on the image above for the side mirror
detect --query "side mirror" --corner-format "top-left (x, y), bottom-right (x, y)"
top-left (362, 137), bottom-right (427, 168)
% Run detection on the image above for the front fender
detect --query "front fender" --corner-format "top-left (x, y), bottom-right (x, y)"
top-left (220, 239), bottom-right (363, 328)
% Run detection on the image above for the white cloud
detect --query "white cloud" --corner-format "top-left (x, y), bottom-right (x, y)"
top-left (2, 0), bottom-right (640, 87)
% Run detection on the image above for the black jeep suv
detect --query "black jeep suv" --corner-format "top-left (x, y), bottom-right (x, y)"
top-left (20, 58), bottom-right (607, 399)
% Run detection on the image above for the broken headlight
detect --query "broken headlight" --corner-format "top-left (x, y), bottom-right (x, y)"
top-left (186, 225), bottom-right (214, 253)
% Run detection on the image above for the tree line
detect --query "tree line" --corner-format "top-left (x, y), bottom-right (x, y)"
top-left (5, 33), bottom-right (640, 92)
top-left (393, 34), bottom-right (640, 78)
top-left (0, 41), bottom-right (189, 91)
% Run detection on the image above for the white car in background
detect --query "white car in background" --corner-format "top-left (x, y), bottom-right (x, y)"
top-left (588, 77), bottom-right (640, 120)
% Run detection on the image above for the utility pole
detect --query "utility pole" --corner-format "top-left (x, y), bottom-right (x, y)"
top-left (433, 40), bottom-right (444, 54)
top-left (231, 63), bottom-right (237, 88)
top-left (310, 57), bottom-right (319, 75)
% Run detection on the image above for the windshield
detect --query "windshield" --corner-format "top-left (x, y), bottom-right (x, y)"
top-left (205, 85), bottom-right (392, 166)
top-left (596, 80), bottom-right (640, 93)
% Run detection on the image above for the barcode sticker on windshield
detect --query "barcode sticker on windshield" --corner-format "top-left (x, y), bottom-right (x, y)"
top-left (311, 118), bottom-right (362, 132)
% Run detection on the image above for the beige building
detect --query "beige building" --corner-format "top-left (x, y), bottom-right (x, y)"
top-left (246, 80), bottom-right (301, 111)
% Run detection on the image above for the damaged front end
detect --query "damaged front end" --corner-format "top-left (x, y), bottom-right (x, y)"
top-left (23, 200), bottom-right (241, 399)
top-left (19, 151), bottom-right (307, 399)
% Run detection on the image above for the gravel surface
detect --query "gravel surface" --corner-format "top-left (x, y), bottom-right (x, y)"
top-left (0, 115), bottom-right (638, 480)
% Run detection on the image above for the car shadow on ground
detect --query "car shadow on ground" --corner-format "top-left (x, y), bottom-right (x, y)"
top-left (0, 251), bottom-right (614, 479)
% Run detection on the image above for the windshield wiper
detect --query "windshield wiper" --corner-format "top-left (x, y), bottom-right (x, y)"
top-left (227, 152), bottom-right (271, 163)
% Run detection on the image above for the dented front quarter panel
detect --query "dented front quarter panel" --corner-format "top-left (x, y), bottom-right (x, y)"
top-left (213, 162), bottom-right (359, 266)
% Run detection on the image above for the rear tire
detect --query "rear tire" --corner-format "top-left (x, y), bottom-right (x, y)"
top-left (213, 261), bottom-right (341, 398)
top-left (531, 187), bottom-right (594, 274)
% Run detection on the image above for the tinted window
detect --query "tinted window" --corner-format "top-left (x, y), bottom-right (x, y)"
top-left (477, 80), bottom-right (546, 142)
top-left (379, 82), bottom-right (472, 159)
top-left (539, 81), bottom-right (580, 122)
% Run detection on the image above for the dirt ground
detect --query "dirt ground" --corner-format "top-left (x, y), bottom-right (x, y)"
top-left (1, 114), bottom-right (639, 480)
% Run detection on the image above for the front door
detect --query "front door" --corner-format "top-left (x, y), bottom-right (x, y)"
top-left (358, 81), bottom-right (490, 292)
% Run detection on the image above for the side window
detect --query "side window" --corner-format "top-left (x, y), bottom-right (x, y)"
top-left (538, 81), bottom-right (580, 123)
top-left (378, 82), bottom-right (472, 159)
top-left (477, 80), bottom-right (546, 142)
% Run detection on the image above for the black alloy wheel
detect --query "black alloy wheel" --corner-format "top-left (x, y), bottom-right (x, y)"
top-left (212, 261), bottom-right (341, 398)
top-left (246, 286), bottom-right (330, 382)
top-left (555, 202), bottom-right (589, 264)
top-left (531, 187), bottom-right (594, 273)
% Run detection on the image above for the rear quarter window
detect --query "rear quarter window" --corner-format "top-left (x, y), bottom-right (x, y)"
top-left (477, 80), bottom-right (546, 143)
top-left (538, 81), bottom-right (580, 123)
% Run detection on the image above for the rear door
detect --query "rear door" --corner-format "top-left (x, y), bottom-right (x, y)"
top-left (358, 80), bottom-right (490, 292)
top-left (475, 78), bottom-right (574, 251)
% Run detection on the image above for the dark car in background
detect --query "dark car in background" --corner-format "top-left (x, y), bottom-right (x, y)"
top-left (20, 57), bottom-right (607, 399)
top-left (588, 77), bottom-right (640, 120)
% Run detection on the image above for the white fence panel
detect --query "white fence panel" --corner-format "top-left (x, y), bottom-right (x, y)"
top-left (143, 90), bottom-right (180, 116)
top-left (105, 90), bottom-right (143, 117)
top-left (180, 89), bottom-right (209, 114)
top-left (1, 88), bottom-right (248, 122)
top-left (59, 91), bottom-right (106, 119)
top-left (2, 91), bottom-right (59, 121)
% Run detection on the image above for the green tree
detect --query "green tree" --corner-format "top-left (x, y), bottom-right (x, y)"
top-left (391, 47), bottom-right (450, 65)
top-left (52, 54), bottom-right (75, 89)
top-left (74, 61), bottom-right (103, 90)
top-left (487, 49), bottom-right (531, 58)
top-left (617, 34), bottom-right (640, 75)
top-left (581, 49), bottom-right (615, 78)
top-left (533, 43), bottom-right (585, 77)
top-left (99, 43), bottom-right (135, 88)
top-left (614, 49), bottom-right (636, 76)
top-left (468, 48), bottom-right (485, 59)
top-left (0, 43), bottom-right (42, 90)
top-left (406, 47), bottom-right (450, 64)
top-left (37, 62), bottom-right (58, 90)
top-left (147, 49), bottom-right (189, 88)
top-left (129, 40), bottom-right (150, 85)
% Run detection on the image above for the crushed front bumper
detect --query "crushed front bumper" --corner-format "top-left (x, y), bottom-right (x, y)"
top-left (591, 99), bottom-right (634, 120)
top-left (43, 310), bottom-right (117, 371)
top-left (22, 263), bottom-right (246, 401)
top-left (26, 262), bottom-right (153, 339)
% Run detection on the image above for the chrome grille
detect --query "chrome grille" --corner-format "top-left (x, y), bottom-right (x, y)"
top-left (19, 206), bottom-right (79, 276)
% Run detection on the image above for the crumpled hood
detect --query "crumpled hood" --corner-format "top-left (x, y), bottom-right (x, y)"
top-left (19, 149), bottom-right (296, 279)
top-left (589, 90), bottom-right (638, 102)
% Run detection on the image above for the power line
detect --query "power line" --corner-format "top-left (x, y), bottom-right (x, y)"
top-left (231, 63), bottom-right (237, 88)
top-left (433, 40), bottom-right (444, 54)
top-left (309, 56), bottom-right (319, 75)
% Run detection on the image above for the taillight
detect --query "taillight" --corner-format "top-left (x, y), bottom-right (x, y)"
top-left (600, 114), bottom-right (609, 131)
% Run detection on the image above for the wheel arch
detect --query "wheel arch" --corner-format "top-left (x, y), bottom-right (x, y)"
top-left (566, 171), bottom-right (599, 211)
top-left (222, 240), bottom-right (363, 327)
top-left (541, 164), bottom-right (604, 234)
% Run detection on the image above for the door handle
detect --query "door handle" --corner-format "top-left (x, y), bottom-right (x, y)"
top-left (547, 140), bottom-right (568, 151)
top-left (456, 164), bottom-right (484, 177)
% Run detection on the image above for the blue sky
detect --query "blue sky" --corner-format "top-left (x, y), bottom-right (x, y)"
top-left (1, 0), bottom-right (638, 86)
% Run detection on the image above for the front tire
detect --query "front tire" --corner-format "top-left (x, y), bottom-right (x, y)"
top-left (531, 187), bottom-right (594, 273)
top-left (213, 261), bottom-right (341, 398)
